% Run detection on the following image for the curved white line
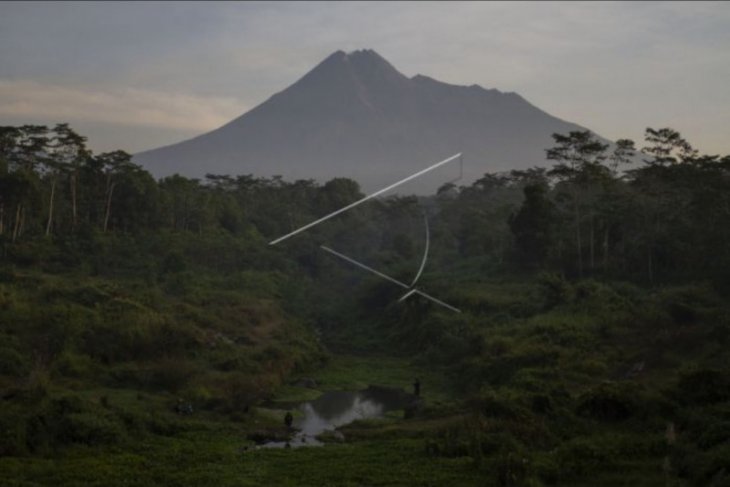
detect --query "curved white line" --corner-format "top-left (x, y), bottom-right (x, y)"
top-left (321, 245), bottom-right (461, 313)
top-left (409, 214), bottom-right (429, 288)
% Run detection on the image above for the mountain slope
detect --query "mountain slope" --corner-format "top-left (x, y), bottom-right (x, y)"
top-left (134, 49), bottom-right (593, 191)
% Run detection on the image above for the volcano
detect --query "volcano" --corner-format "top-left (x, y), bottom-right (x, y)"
top-left (134, 49), bottom-right (594, 191)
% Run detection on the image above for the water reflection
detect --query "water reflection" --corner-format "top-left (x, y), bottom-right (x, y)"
top-left (299, 391), bottom-right (384, 435)
top-left (261, 389), bottom-right (407, 448)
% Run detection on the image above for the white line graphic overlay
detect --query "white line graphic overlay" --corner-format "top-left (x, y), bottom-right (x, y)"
top-left (268, 153), bottom-right (462, 245)
top-left (409, 214), bottom-right (430, 288)
top-left (320, 245), bottom-right (409, 290)
top-left (321, 245), bottom-right (461, 313)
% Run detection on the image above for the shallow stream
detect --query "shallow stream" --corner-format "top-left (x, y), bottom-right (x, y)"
top-left (262, 387), bottom-right (412, 448)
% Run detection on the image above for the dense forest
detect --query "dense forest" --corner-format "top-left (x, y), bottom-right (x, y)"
top-left (1, 123), bottom-right (729, 486)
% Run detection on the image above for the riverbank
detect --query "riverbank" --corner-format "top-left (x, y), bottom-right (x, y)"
top-left (0, 353), bottom-right (481, 487)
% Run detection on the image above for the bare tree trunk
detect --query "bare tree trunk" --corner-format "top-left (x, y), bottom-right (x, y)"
top-left (103, 182), bottom-right (115, 233)
top-left (45, 178), bottom-right (56, 236)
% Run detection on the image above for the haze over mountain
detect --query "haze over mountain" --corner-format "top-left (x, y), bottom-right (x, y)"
top-left (134, 49), bottom-right (596, 191)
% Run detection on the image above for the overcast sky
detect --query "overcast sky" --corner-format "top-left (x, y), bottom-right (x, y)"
top-left (1, 1), bottom-right (728, 155)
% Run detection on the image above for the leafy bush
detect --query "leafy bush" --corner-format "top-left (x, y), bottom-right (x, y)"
top-left (470, 389), bottom-right (531, 421)
top-left (0, 406), bottom-right (29, 456)
top-left (576, 382), bottom-right (636, 421)
top-left (213, 372), bottom-right (263, 413)
top-left (697, 422), bottom-right (730, 450)
top-left (674, 369), bottom-right (730, 406)
top-left (53, 351), bottom-right (95, 378)
top-left (58, 412), bottom-right (126, 446)
top-left (657, 284), bottom-right (721, 325)
top-left (554, 436), bottom-right (618, 478)
top-left (141, 358), bottom-right (198, 393)
top-left (494, 449), bottom-right (533, 487)
top-left (0, 345), bottom-right (27, 376)
top-left (536, 272), bottom-right (574, 309)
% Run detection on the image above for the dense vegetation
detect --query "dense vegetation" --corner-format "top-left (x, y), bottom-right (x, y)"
top-left (1, 123), bottom-right (729, 486)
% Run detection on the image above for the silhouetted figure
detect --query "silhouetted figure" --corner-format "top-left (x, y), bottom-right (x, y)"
top-left (413, 378), bottom-right (421, 397)
top-left (284, 411), bottom-right (293, 428)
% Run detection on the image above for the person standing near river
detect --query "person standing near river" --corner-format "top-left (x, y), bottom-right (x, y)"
top-left (284, 411), bottom-right (293, 429)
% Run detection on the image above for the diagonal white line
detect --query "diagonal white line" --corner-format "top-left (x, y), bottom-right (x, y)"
top-left (397, 289), bottom-right (418, 302)
top-left (321, 245), bottom-right (461, 313)
top-left (413, 290), bottom-right (462, 314)
top-left (320, 246), bottom-right (409, 289)
top-left (269, 153), bottom-right (462, 245)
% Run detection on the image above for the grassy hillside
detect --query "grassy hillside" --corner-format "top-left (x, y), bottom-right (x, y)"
top-left (1, 124), bottom-right (729, 485)
top-left (3, 254), bottom-right (728, 486)
top-left (0, 233), bottom-right (325, 461)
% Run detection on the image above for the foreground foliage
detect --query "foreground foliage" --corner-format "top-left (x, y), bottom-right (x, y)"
top-left (0, 123), bottom-right (729, 485)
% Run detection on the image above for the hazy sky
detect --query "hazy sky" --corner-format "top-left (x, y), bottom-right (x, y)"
top-left (1, 1), bottom-right (728, 155)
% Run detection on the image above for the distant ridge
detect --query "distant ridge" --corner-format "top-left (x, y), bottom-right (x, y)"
top-left (134, 49), bottom-right (596, 191)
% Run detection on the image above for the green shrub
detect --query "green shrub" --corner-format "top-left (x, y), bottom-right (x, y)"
top-left (0, 407), bottom-right (29, 456)
top-left (470, 389), bottom-right (531, 421)
top-left (429, 425), bottom-right (473, 458)
top-left (494, 449), bottom-right (532, 486)
top-left (209, 347), bottom-right (256, 372)
top-left (537, 272), bottom-right (573, 308)
top-left (179, 385), bottom-right (214, 410)
top-left (576, 382), bottom-right (636, 421)
top-left (530, 394), bottom-right (553, 415)
top-left (697, 422), bottom-right (730, 450)
top-left (160, 250), bottom-right (187, 275)
top-left (554, 436), bottom-right (617, 478)
top-left (0, 346), bottom-right (27, 376)
top-left (141, 359), bottom-right (198, 393)
top-left (532, 454), bottom-right (560, 485)
top-left (214, 372), bottom-right (262, 413)
top-left (674, 369), bottom-right (730, 406)
top-left (58, 412), bottom-right (126, 446)
top-left (697, 443), bottom-right (730, 486)
top-left (657, 284), bottom-right (721, 325)
top-left (53, 351), bottom-right (95, 378)
top-left (483, 343), bottom-right (561, 386)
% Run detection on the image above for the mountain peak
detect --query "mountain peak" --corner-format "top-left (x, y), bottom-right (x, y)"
top-left (345, 48), bottom-right (383, 60)
top-left (315, 48), bottom-right (389, 68)
top-left (135, 49), bottom-right (593, 192)
top-left (291, 48), bottom-right (409, 95)
top-left (323, 49), bottom-right (402, 74)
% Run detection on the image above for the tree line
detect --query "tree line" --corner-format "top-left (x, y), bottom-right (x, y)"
top-left (504, 128), bottom-right (730, 285)
top-left (1, 123), bottom-right (728, 287)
